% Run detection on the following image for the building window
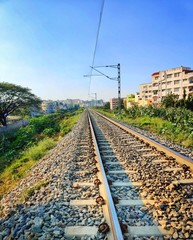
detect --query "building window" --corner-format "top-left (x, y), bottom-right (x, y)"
top-left (174, 80), bottom-right (180, 85)
top-left (183, 79), bottom-right (187, 82)
top-left (167, 74), bottom-right (172, 78)
top-left (155, 76), bottom-right (159, 80)
top-left (174, 72), bottom-right (180, 77)
top-left (189, 86), bottom-right (193, 92)
top-left (189, 78), bottom-right (193, 84)
top-left (174, 88), bottom-right (180, 92)
top-left (167, 81), bottom-right (172, 85)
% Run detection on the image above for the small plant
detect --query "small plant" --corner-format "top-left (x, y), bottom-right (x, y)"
top-left (20, 181), bottom-right (48, 202)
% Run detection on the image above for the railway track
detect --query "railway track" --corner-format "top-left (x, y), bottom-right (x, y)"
top-left (89, 110), bottom-right (193, 240)
top-left (0, 110), bottom-right (193, 239)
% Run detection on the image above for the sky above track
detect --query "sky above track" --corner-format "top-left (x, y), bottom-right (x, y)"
top-left (0, 0), bottom-right (193, 101)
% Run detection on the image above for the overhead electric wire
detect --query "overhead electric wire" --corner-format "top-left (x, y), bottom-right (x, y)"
top-left (88, 0), bottom-right (105, 99)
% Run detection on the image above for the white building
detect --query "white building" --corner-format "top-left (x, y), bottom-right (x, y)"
top-left (138, 66), bottom-right (193, 104)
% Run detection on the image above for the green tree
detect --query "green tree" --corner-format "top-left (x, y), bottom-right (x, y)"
top-left (0, 82), bottom-right (42, 126)
top-left (104, 102), bottom-right (110, 109)
top-left (186, 94), bottom-right (193, 111)
top-left (161, 93), bottom-right (179, 108)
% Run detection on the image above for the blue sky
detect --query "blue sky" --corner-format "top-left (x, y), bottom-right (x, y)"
top-left (0, 0), bottom-right (193, 101)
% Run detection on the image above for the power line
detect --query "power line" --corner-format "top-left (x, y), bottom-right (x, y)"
top-left (88, 0), bottom-right (105, 99)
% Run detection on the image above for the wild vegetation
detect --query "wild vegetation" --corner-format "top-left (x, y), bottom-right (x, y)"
top-left (0, 109), bottom-right (83, 199)
top-left (161, 92), bottom-right (193, 110)
top-left (96, 104), bottom-right (193, 149)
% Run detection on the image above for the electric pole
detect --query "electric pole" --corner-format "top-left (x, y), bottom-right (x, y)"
top-left (84, 63), bottom-right (121, 113)
top-left (118, 63), bottom-right (121, 114)
top-left (91, 92), bottom-right (97, 106)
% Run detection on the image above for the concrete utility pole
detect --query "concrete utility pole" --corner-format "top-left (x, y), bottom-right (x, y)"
top-left (117, 63), bottom-right (121, 114)
top-left (91, 92), bottom-right (97, 106)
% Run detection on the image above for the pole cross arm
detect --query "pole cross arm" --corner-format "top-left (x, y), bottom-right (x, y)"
top-left (85, 63), bottom-right (121, 114)
top-left (90, 66), bottom-right (117, 81)
top-left (83, 74), bottom-right (102, 77)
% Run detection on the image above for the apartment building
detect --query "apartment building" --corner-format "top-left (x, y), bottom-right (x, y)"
top-left (123, 94), bottom-right (135, 109)
top-left (139, 82), bottom-right (153, 105)
top-left (41, 100), bottom-right (57, 114)
top-left (138, 66), bottom-right (193, 104)
top-left (110, 98), bottom-right (119, 110)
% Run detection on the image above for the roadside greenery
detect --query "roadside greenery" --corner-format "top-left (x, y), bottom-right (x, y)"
top-left (161, 92), bottom-right (193, 110)
top-left (0, 109), bottom-right (83, 199)
top-left (96, 105), bottom-right (193, 149)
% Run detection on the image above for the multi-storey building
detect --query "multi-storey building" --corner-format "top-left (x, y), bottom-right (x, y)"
top-left (110, 98), bottom-right (119, 110)
top-left (123, 94), bottom-right (135, 109)
top-left (139, 82), bottom-right (153, 105)
top-left (41, 100), bottom-right (57, 114)
top-left (138, 66), bottom-right (193, 105)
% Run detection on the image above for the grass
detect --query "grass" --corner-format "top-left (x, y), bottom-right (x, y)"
top-left (19, 181), bottom-right (48, 202)
top-left (97, 109), bottom-right (193, 149)
top-left (24, 138), bottom-right (56, 160)
top-left (0, 180), bottom-right (48, 216)
top-left (60, 114), bottom-right (80, 136)
top-left (0, 110), bottom-right (83, 199)
top-left (0, 138), bottom-right (56, 199)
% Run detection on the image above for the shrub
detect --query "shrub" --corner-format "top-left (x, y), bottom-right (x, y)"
top-left (13, 125), bottom-right (36, 150)
top-left (42, 128), bottom-right (56, 137)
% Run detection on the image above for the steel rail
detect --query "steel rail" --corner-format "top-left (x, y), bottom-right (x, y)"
top-left (88, 112), bottom-right (124, 240)
top-left (94, 111), bottom-right (193, 171)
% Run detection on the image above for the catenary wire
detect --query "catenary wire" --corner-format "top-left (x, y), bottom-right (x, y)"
top-left (88, 0), bottom-right (105, 99)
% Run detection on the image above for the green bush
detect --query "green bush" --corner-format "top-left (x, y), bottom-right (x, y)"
top-left (30, 114), bottom-right (61, 133)
top-left (125, 105), bottom-right (193, 133)
top-left (42, 128), bottom-right (56, 137)
top-left (12, 125), bottom-right (36, 150)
